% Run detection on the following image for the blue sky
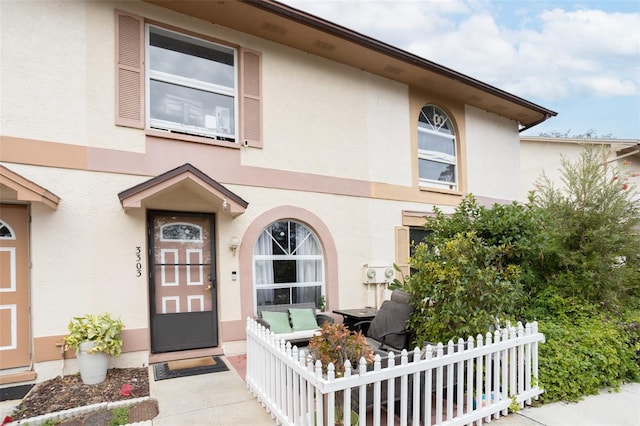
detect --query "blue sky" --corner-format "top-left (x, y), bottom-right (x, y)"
top-left (282, 0), bottom-right (640, 139)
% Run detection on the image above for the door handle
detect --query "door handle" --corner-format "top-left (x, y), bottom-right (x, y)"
top-left (206, 284), bottom-right (212, 291)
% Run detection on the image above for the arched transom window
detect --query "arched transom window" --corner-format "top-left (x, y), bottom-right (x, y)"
top-left (418, 105), bottom-right (458, 190)
top-left (160, 223), bottom-right (203, 241)
top-left (0, 221), bottom-right (15, 239)
top-left (253, 220), bottom-right (324, 308)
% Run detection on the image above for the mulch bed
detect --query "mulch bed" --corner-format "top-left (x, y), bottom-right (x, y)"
top-left (10, 368), bottom-right (150, 421)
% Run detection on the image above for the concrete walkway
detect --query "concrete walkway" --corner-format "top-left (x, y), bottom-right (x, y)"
top-left (491, 382), bottom-right (640, 426)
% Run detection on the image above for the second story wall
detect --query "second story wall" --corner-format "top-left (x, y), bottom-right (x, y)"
top-left (1, 0), bottom-right (530, 205)
top-left (465, 105), bottom-right (520, 202)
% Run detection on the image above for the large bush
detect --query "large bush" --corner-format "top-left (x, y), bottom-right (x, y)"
top-left (537, 308), bottom-right (640, 402)
top-left (405, 195), bottom-right (538, 344)
top-left (532, 145), bottom-right (640, 306)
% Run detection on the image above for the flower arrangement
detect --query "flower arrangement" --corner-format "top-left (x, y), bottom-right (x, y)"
top-left (63, 313), bottom-right (124, 357)
top-left (307, 322), bottom-right (374, 377)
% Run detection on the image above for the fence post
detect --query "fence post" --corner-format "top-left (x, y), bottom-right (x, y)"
top-left (467, 336), bottom-right (475, 413)
top-left (475, 334), bottom-right (484, 426)
top-left (493, 329), bottom-right (502, 420)
top-left (484, 332), bottom-right (493, 422)
top-left (456, 339), bottom-right (465, 418)
top-left (388, 352), bottom-right (396, 425)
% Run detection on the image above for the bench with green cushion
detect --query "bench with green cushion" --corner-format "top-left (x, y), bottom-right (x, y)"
top-left (256, 302), bottom-right (334, 346)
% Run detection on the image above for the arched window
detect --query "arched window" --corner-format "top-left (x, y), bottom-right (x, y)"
top-left (418, 105), bottom-right (458, 190)
top-left (160, 223), bottom-right (202, 241)
top-left (0, 220), bottom-right (15, 239)
top-left (253, 220), bottom-right (324, 307)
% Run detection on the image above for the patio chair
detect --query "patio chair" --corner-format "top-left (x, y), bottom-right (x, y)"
top-left (353, 289), bottom-right (414, 356)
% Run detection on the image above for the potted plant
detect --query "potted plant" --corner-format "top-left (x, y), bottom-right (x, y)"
top-left (63, 313), bottom-right (124, 385)
top-left (307, 322), bottom-right (375, 425)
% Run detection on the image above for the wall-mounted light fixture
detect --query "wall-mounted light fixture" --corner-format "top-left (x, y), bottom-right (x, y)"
top-left (229, 236), bottom-right (240, 256)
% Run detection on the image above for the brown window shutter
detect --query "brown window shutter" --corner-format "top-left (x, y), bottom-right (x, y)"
top-left (240, 49), bottom-right (262, 148)
top-left (115, 10), bottom-right (144, 129)
top-left (395, 226), bottom-right (410, 278)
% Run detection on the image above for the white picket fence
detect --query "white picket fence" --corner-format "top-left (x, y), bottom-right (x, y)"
top-left (245, 318), bottom-right (545, 426)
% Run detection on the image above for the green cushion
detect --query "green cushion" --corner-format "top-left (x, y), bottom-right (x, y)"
top-left (261, 311), bottom-right (293, 333)
top-left (289, 308), bottom-right (318, 331)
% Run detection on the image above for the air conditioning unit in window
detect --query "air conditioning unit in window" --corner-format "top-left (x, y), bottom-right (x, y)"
top-left (362, 265), bottom-right (395, 284)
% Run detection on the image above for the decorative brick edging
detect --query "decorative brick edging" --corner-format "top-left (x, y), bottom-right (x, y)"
top-left (10, 396), bottom-right (152, 426)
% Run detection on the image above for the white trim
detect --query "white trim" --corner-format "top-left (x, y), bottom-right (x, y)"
top-left (187, 295), bottom-right (205, 312)
top-left (162, 296), bottom-right (180, 314)
top-left (160, 249), bottom-right (179, 286)
top-left (186, 249), bottom-right (204, 285)
top-left (0, 247), bottom-right (16, 292)
top-left (145, 24), bottom-right (239, 142)
top-left (0, 305), bottom-right (17, 350)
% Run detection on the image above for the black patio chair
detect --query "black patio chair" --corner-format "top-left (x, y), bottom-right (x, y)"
top-left (353, 289), bottom-right (415, 356)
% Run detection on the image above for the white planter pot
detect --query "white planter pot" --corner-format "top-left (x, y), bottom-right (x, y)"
top-left (77, 341), bottom-right (109, 385)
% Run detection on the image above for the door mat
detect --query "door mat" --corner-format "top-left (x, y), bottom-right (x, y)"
top-left (1, 384), bottom-right (34, 401)
top-left (153, 356), bottom-right (229, 381)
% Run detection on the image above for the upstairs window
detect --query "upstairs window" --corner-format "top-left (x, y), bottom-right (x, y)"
top-left (146, 25), bottom-right (237, 141)
top-left (418, 105), bottom-right (458, 190)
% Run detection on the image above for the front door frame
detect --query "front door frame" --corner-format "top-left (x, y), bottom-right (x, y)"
top-left (147, 210), bottom-right (218, 353)
top-left (0, 204), bottom-right (31, 372)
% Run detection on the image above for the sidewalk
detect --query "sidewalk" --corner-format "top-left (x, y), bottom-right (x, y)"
top-left (491, 382), bottom-right (640, 426)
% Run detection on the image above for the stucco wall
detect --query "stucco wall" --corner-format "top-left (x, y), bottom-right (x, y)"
top-left (0, 0), bottom-right (412, 185)
top-left (520, 140), bottom-right (640, 202)
top-left (4, 164), bottom-right (149, 335)
top-left (465, 105), bottom-right (520, 201)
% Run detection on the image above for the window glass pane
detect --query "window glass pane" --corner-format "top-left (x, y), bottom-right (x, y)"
top-left (161, 224), bottom-right (201, 241)
top-left (418, 130), bottom-right (455, 155)
top-left (150, 28), bottom-right (234, 89)
top-left (293, 286), bottom-right (321, 304)
top-left (0, 222), bottom-right (12, 238)
top-left (273, 260), bottom-right (296, 283)
top-left (272, 288), bottom-right (291, 305)
top-left (257, 288), bottom-right (291, 306)
top-left (419, 105), bottom-right (454, 135)
top-left (149, 80), bottom-right (234, 137)
top-left (409, 228), bottom-right (430, 248)
top-left (270, 222), bottom-right (290, 255)
top-left (254, 260), bottom-right (272, 285)
top-left (296, 260), bottom-right (323, 282)
top-left (419, 159), bottom-right (456, 183)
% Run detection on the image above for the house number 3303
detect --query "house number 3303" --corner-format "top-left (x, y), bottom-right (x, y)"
top-left (135, 246), bottom-right (142, 277)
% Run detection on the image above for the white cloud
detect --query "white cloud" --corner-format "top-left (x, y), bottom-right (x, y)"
top-left (283, 0), bottom-right (640, 101)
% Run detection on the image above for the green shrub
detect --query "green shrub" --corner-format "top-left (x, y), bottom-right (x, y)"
top-left (537, 312), bottom-right (640, 403)
top-left (532, 145), bottom-right (640, 306)
top-left (406, 231), bottom-right (524, 344)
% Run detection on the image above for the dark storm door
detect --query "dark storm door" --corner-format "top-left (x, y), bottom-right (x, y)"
top-left (149, 211), bottom-right (218, 353)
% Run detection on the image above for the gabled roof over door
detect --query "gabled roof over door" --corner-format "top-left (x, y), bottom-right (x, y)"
top-left (0, 165), bottom-right (60, 209)
top-left (118, 163), bottom-right (249, 216)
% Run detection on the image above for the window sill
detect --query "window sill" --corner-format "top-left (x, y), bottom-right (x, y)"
top-left (145, 128), bottom-right (240, 149)
top-left (419, 185), bottom-right (463, 196)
